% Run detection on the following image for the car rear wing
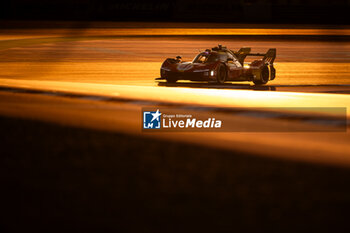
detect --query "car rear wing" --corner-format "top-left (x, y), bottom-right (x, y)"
top-left (248, 48), bottom-right (276, 64)
top-left (232, 48), bottom-right (276, 65)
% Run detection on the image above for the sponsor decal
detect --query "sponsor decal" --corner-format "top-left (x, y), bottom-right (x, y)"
top-left (176, 63), bottom-right (193, 72)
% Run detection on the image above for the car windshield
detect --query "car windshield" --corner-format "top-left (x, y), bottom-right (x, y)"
top-left (192, 52), bottom-right (218, 63)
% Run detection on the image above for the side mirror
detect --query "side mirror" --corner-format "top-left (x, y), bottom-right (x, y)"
top-left (227, 58), bottom-right (233, 63)
top-left (176, 56), bottom-right (182, 60)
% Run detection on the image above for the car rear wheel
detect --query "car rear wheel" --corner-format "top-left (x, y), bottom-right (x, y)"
top-left (270, 66), bottom-right (276, 80)
top-left (253, 65), bottom-right (269, 85)
top-left (217, 64), bottom-right (226, 84)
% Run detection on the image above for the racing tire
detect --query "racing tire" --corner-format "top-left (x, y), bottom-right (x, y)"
top-left (216, 64), bottom-right (226, 84)
top-left (270, 66), bottom-right (276, 80)
top-left (253, 65), bottom-right (270, 85)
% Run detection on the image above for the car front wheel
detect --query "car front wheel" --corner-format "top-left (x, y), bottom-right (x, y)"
top-left (216, 64), bottom-right (226, 84)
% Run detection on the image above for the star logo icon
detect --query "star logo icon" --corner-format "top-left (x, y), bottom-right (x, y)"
top-left (143, 109), bottom-right (162, 129)
top-left (151, 109), bottom-right (161, 122)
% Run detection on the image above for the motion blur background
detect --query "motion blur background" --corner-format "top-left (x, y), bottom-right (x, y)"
top-left (2, 0), bottom-right (350, 24)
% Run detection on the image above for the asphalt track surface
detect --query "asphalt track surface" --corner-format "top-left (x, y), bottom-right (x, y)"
top-left (1, 27), bottom-right (350, 165)
top-left (1, 25), bottom-right (350, 232)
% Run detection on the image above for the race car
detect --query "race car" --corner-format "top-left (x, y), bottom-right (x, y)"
top-left (159, 45), bottom-right (276, 85)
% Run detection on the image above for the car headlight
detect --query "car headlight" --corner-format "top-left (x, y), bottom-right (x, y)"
top-left (210, 70), bottom-right (215, 76)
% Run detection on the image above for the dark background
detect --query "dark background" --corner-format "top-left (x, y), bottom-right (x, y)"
top-left (2, 116), bottom-right (350, 233)
top-left (2, 0), bottom-right (350, 24)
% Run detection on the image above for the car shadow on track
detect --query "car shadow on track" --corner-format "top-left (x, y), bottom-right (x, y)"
top-left (157, 81), bottom-right (277, 91)
top-left (157, 81), bottom-right (350, 94)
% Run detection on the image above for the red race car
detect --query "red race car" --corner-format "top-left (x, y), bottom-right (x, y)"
top-left (159, 45), bottom-right (276, 85)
